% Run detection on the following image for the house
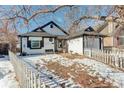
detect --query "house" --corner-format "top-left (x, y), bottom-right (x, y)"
top-left (18, 21), bottom-right (106, 55)
top-left (18, 21), bottom-right (69, 55)
top-left (99, 21), bottom-right (124, 49)
top-left (66, 26), bottom-right (106, 55)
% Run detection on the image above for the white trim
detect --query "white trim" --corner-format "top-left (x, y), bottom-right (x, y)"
top-left (29, 37), bottom-right (42, 40)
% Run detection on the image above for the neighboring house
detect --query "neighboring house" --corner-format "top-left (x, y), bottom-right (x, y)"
top-left (19, 21), bottom-right (69, 55)
top-left (99, 21), bottom-right (124, 49)
top-left (66, 27), bottom-right (106, 55)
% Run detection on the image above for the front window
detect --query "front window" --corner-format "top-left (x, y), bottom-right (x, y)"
top-left (119, 36), bottom-right (124, 45)
top-left (31, 40), bottom-right (41, 48)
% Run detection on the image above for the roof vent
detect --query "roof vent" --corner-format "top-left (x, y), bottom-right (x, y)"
top-left (37, 29), bottom-right (41, 32)
top-left (50, 24), bottom-right (53, 28)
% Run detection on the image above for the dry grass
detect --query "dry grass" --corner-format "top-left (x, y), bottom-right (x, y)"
top-left (45, 61), bottom-right (114, 88)
top-left (59, 53), bottom-right (85, 59)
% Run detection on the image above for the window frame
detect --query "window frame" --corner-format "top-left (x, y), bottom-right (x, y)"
top-left (30, 40), bottom-right (41, 49)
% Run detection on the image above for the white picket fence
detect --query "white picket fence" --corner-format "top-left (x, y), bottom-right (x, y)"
top-left (9, 51), bottom-right (80, 88)
top-left (84, 49), bottom-right (124, 71)
top-left (9, 51), bottom-right (42, 88)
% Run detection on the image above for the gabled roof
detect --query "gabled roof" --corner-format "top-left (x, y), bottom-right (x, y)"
top-left (95, 22), bottom-right (108, 33)
top-left (18, 30), bottom-right (68, 40)
top-left (98, 22), bottom-right (120, 36)
top-left (85, 26), bottom-right (95, 32)
top-left (33, 21), bottom-right (69, 35)
top-left (67, 30), bottom-right (107, 39)
top-left (18, 31), bottom-right (56, 37)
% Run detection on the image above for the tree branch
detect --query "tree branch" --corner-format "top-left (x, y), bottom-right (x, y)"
top-left (68, 15), bottom-right (124, 34)
top-left (27, 5), bottom-right (73, 21)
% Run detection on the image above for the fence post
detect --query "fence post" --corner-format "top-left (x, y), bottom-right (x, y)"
top-left (25, 67), bottom-right (28, 88)
top-left (32, 73), bottom-right (36, 88)
top-left (89, 49), bottom-right (91, 57)
top-left (28, 70), bottom-right (32, 88)
top-left (106, 50), bottom-right (108, 64)
top-left (97, 50), bottom-right (99, 61)
top-left (113, 55), bottom-right (116, 66)
top-left (100, 50), bottom-right (102, 62)
top-left (101, 50), bottom-right (103, 62)
top-left (35, 72), bottom-right (41, 88)
top-left (31, 71), bottom-right (34, 88)
top-left (118, 58), bottom-right (121, 68)
top-left (121, 52), bottom-right (123, 69)
top-left (108, 51), bottom-right (110, 65)
top-left (27, 69), bottom-right (31, 88)
top-left (103, 50), bottom-right (105, 63)
top-left (105, 50), bottom-right (107, 63)
top-left (122, 58), bottom-right (124, 69)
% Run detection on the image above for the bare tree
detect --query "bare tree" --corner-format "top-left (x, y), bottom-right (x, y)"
top-left (0, 20), bottom-right (17, 53)
top-left (0, 5), bottom-right (123, 53)
top-left (66, 6), bottom-right (116, 34)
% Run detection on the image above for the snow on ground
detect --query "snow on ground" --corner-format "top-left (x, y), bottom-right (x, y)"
top-left (23, 54), bottom-right (124, 88)
top-left (23, 54), bottom-right (74, 67)
top-left (74, 58), bottom-right (124, 87)
top-left (0, 56), bottom-right (19, 88)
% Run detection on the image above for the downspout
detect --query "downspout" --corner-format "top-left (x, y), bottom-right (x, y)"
top-left (82, 35), bottom-right (84, 54)
top-left (99, 37), bottom-right (101, 50)
top-left (102, 37), bottom-right (104, 50)
top-left (20, 37), bottom-right (22, 55)
top-left (54, 37), bottom-right (57, 52)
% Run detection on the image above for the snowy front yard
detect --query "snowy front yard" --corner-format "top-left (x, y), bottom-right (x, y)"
top-left (0, 56), bottom-right (19, 88)
top-left (23, 53), bottom-right (124, 88)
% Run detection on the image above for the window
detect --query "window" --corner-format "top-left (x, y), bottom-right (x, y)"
top-left (58, 40), bottom-right (63, 48)
top-left (49, 38), bottom-right (53, 42)
top-left (31, 40), bottom-right (41, 49)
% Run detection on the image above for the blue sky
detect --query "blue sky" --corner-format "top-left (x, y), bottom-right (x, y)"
top-left (0, 5), bottom-right (114, 34)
